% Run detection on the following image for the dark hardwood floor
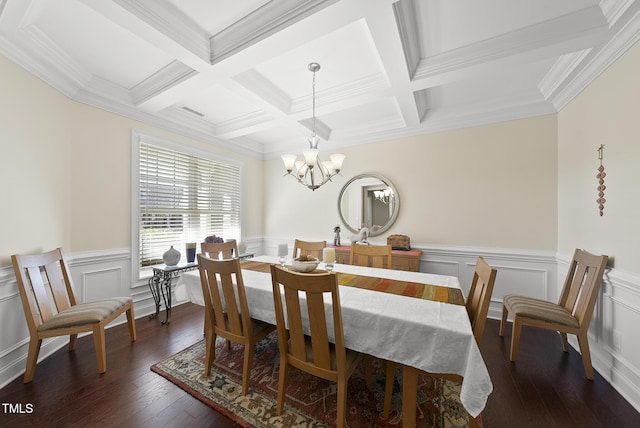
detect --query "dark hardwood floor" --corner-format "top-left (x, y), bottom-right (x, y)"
top-left (1, 303), bottom-right (638, 427)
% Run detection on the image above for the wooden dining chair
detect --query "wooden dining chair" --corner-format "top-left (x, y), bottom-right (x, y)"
top-left (199, 240), bottom-right (241, 334)
top-left (292, 239), bottom-right (326, 260)
top-left (500, 248), bottom-right (608, 380)
top-left (349, 243), bottom-right (392, 268)
top-left (270, 264), bottom-right (363, 428)
top-left (11, 248), bottom-right (136, 383)
top-left (382, 256), bottom-right (497, 424)
top-left (198, 255), bottom-right (275, 395)
top-left (201, 239), bottom-right (239, 259)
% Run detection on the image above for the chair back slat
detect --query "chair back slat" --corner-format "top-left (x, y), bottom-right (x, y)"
top-left (306, 292), bottom-right (331, 369)
top-left (293, 239), bottom-right (326, 260)
top-left (44, 260), bottom-right (73, 313)
top-left (466, 256), bottom-right (497, 344)
top-left (13, 248), bottom-right (78, 330)
top-left (349, 243), bottom-right (392, 269)
top-left (283, 286), bottom-right (307, 360)
top-left (201, 240), bottom-right (238, 260)
top-left (26, 265), bottom-right (55, 323)
top-left (271, 265), bottom-right (345, 374)
top-left (558, 249), bottom-right (608, 327)
top-left (198, 255), bottom-right (250, 340)
top-left (563, 262), bottom-right (588, 311)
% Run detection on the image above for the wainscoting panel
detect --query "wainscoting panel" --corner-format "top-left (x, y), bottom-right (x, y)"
top-left (557, 256), bottom-right (640, 413)
top-left (1, 242), bottom-right (639, 414)
top-left (419, 245), bottom-right (557, 320)
top-left (81, 268), bottom-right (123, 301)
top-left (421, 258), bottom-right (460, 278)
top-left (0, 265), bottom-right (69, 387)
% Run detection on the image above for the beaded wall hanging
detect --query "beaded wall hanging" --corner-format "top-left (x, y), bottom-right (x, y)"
top-left (596, 144), bottom-right (606, 216)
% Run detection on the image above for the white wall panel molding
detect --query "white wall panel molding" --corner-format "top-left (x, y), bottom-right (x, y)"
top-left (67, 248), bottom-right (130, 266)
top-left (81, 267), bottom-right (123, 302)
top-left (2, 243), bottom-right (639, 413)
top-left (417, 245), bottom-right (556, 320)
top-left (0, 265), bottom-right (17, 299)
top-left (609, 352), bottom-right (640, 413)
top-left (558, 252), bottom-right (640, 413)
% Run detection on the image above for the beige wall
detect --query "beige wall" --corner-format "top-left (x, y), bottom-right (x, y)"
top-left (558, 40), bottom-right (640, 273)
top-left (0, 56), bottom-right (73, 266)
top-left (0, 55), bottom-right (264, 266)
top-left (67, 102), bottom-right (264, 252)
top-left (264, 115), bottom-right (558, 250)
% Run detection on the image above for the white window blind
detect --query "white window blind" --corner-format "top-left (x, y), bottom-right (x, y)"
top-left (138, 142), bottom-right (241, 267)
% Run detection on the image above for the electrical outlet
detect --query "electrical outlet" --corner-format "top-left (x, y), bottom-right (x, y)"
top-left (613, 330), bottom-right (622, 352)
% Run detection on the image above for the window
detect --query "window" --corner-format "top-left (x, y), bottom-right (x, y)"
top-left (132, 131), bottom-right (242, 277)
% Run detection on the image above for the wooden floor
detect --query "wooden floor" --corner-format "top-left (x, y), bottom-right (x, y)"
top-left (1, 303), bottom-right (639, 427)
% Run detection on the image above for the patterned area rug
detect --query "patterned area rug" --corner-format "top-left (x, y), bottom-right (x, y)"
top-left (151, 332), bottom-right (471, 427)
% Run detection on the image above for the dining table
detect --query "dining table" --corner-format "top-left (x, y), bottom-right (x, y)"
top-left (174, 255), bottom-right (492, 425)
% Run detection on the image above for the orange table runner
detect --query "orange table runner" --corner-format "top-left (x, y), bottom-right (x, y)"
top-left (240, 260), bottom-right (464, 306)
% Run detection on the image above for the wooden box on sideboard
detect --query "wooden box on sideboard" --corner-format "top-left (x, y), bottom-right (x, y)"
top-left (331, 245), bottom-right (422, 272)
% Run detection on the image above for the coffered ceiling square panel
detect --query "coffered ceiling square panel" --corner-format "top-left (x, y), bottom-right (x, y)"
top-left (234, 122), bottom-right (312, 154)
top-left (319, 97), bottom-right (404, 143)
top-left (253, 19), bottom-right (385, 101)
top-left (165, 0), bottom-right (271, 36)
top-left (413, 0), bottom-right (601, 56)
top-left (31, 0), bottom-right (173, 90)
top-left (1, 0), bottom-right (638, 159)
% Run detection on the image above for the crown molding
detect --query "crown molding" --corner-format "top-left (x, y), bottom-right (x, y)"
top-left (215, 110), bottom-right (276, 138)
top-left (392, 0), bottom-right (420, 79)
top-left (209, 0), bottom-right (339, 64)
top-left (0, 0), bottom-right (7, 16)
top-left (73, 87), bottom-right (265, 159)
top-left (113, 0), bottom-right (210, 64)
top-left (131, 60), bottom-right (197, 105)
top-left (290, 72), bottom-right (389, 115)
top-left (234, 69), bottom-right (292, 114)
top-left (538, 49), bottom-right (592, 100)
top-left (548, 0), bottom-right (640, 110)
top-left (413, 5), bottom-right (607, 81)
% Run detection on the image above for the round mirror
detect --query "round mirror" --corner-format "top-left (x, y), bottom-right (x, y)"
top-left (338, 173), bottom-right (400, 237)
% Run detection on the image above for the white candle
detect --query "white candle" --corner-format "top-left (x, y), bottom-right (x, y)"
top-left (278, 243), bottom-right (288, 257)
top-left (323, 247), bottom-right (336, 264)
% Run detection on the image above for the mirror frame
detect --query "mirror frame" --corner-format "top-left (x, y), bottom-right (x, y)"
top-left (337, 173), bottom-right (400, 237)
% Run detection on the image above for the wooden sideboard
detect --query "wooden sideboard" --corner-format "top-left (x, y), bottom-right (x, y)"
top-left (331, 245), bottom-right (422, 272)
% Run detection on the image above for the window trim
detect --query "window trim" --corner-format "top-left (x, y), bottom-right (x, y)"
top-left (130, 129), bottom-right (244, 283)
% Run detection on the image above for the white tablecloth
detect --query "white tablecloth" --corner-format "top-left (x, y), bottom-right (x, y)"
top-left (175, 255), bottom-right (492, 417)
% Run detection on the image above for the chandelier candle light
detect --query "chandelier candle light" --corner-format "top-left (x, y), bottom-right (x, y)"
top-left (281, 62), bottom-right (345, 191)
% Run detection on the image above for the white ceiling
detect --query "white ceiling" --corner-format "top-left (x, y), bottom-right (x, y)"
top-left (1, 0), bottom-right (639, 159)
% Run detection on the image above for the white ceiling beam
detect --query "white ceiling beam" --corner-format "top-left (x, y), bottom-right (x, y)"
top-left (361, 0), bottom-right (421, 127)
top-left (128, 0), bottom-right (375, 112)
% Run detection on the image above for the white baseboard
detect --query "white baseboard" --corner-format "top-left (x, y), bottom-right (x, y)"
top-left (1, 243), bottom-right (639, 415)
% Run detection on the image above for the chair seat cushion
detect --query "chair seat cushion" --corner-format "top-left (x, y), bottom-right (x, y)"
top-left (38, 297), bottom-right (131, 332)
top-left (503, 294), bottom-right (579, 329)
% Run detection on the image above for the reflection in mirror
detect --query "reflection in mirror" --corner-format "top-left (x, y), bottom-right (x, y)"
top-left (338, 173), bottom-right (400, 237)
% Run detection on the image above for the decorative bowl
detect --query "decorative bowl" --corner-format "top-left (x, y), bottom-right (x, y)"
top-left (291, 257), bottom-right (320, 273)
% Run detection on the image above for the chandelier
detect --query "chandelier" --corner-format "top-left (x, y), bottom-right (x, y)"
top-left (281, 62), bottom-right (345, 191)
top-left (373, 187), bottom-right (394, 204)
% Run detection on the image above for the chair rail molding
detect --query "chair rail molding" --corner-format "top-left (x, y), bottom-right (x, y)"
top-left (1, 242), bottom-right (639, 413)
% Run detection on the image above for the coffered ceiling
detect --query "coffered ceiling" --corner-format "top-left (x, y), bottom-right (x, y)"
top-left (1, 0), bottom-right (639, 159)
